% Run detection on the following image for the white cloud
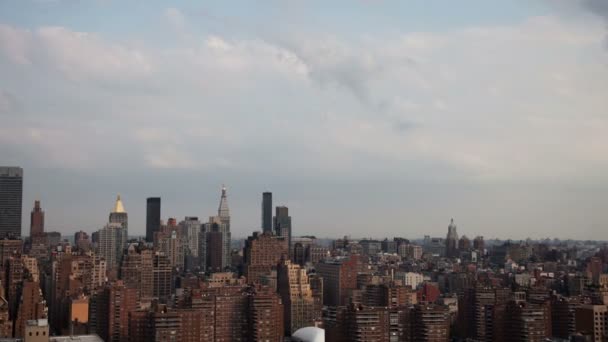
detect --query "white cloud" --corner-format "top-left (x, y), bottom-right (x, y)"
top-left (1, 15), bottom-right (607, 184)
top-left (0, 24), bottom-right (153, 82)
top-left (165, 7), bottom-right (186, 31)
top-left (0, 24), bottom-right (32, 64)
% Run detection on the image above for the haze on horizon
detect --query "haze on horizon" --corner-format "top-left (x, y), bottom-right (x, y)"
top-left (1, 0), bottom-right (607, 241)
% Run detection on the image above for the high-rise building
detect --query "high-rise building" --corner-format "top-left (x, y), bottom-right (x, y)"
top-left (217, 185), bottom-right (231, 269)
top-left (457, 286), bottom-right (511, 341)
top-left (411, 304), bottom-right (450, 342)
top-left (576, 304), bottom-right (608, 342)
top-left (98, 195), bottom-right (128, 271)
top-left (315, 255), bottom-right (360, 306)
top-left (262, 192), bottom-right (272, 234)
top-left (445, 218), bottom-right (459, 258)
top-left (274, 206), bottom-right (292, 252)
top-left (243, 231), bottom-right (288, 285)
top-left (98, 223), bottom-right (127, 271)
top-left (106, 281), bottom-right (139, 342)
top-left (197, 285), bottom-right (248, 340)
top-left (30, 200), bottom-right (44, 237)
top-left (504, 300), bottom-right (549, 342)
top-left (155, 224), bottom-right (184, 270)
top-left (249, 285), bottom-right (284, 342)
top-left (15, 281), bottom-right (47, 338)
top-left (0, 167), bottom-right (23, 238)
top-left (146, 197), bottom-right (161, 243)
top-left (121, 245), bottom-right (154, 303)
top-left (5, 256), bottom-right (24, 321)
top-left (201, 186), bottom-right (231, 271)
top-left (206, 225), bottom-right (224, 273)
top-left (152, 252), bottom-right (172, 303)
top-left (277, 259), bottom-right (320, 335)
top-left (551, 295), bottom-right (582, 339)
top-left (109, 195), bottom-right (128, 231)
top-left (179, 217), bottom-right (202, 261)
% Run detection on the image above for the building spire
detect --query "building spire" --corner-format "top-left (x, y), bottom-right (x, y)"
top-left (218, 185), bottom-right (229, 218)
top-left (113, 194), bottom-right (125, 213)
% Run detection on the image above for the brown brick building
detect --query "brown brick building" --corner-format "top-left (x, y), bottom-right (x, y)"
top-left (244, 232), bottom-right (288, 285)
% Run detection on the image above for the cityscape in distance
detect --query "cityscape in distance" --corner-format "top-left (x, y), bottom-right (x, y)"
top-left (1, 166), bottom-right (608, 342)
top-left (2, 1), bottom-right (608, 342)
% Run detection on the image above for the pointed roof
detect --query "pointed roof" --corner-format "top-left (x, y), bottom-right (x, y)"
top-left (113, 194), bottom-right (126, 213)
top-left (218, 185), bottom-right (230, 218)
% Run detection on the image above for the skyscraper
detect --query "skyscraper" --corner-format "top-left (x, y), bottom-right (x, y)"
top-left (0, 167), bottom-right (23, 238)
top-left (262, 192), bottom-right (272, 234)
top-left (277, 259), bottom-right (320, 335)
top-left (146, 197), bottom-right (161, 243)
top-left (274, 206), bottom-right (292, 252)
top-left (109, 195), bottom-right (128, 232)
top-left (30, 200), bottom-right (44, 237)
top-left (202, 186), bottom-right (231, 271)
top-left (99, 195), bottom-right (128, 270)
top-left (445, 218), bottom-right (459, 258)
top-left (218, 185), bottom-right (231, 267)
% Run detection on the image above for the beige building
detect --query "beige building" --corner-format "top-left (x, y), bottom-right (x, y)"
top-left (25, 319), bottom-right (49, 342)
top-left (278, 260), bottom-right (321, 335)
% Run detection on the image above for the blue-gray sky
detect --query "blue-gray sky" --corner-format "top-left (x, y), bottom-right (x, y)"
top-left (1, 0), bottom-right (607, 240)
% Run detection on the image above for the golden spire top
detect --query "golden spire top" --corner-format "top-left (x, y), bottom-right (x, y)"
top-left (113, 194), bottom-right (125, 213)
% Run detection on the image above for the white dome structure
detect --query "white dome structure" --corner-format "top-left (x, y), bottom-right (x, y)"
top-left (292, 327), bottom-right (325, 342)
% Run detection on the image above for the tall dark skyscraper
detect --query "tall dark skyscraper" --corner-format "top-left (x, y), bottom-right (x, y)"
top-left (262, 192), bottom-right (272, 234)
top-left (0, 167), bottom-right (23, 239)
top-left (146, 197), bottom-right (161, 242)
top-left (30, 200), bottom-right (44, 237)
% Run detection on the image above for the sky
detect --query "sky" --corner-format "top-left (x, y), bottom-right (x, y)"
top-left (1, 0), bottom-right (608, 240)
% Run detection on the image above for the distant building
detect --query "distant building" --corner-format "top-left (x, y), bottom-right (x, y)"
top-left (98, 223), bottom-right (127, 271)
top-left (262, 192), bottom-right (273, 234)
top-left (315, 255), bottom-right (360, 306)
top-left (0, 167), bottom-right (23, 238)
top-left (108, 195), bottom-right (127, 232)
top-left (274, 206), bottom-right (292, 253)
top-left (98, 195), bottom-right (128, 270)
top-left (145, 197), bottom-right (161, 243)
top-left (445, 218), bottom-right (459, 258)
top-left (202, 186), bottom-right (231, 271)
top-left (29, 201), bottom-right (44, 237)
top-left (473, 236), bottom-right (485, 251)
top-left (74, 231), bottom-right (91, 251)
top-left (179, 217), bottom-right (202, 265)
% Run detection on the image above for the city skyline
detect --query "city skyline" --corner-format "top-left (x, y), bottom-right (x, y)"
top-left (3, 170), bottom-right (607, 241)
top-left (2, 1), bottom-right (608, 240)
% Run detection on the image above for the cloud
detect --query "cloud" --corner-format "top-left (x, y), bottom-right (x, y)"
top-left (0, 24), bottom-right (32, 64)
top-left (0, 16), bottom-right (607, 184)
top-left (583, 0), bottom-right (608, 46)
top-left (0, 24), bottom-right (153, 83)
top-left (165, 7), bottom-right (186, 31)
top-left (0, 89), bottom-right (19, 113)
